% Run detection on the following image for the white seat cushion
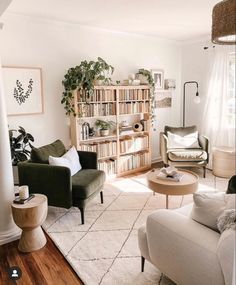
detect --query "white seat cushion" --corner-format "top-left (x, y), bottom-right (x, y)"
top-left (168, 149), bottom-right (207, 162)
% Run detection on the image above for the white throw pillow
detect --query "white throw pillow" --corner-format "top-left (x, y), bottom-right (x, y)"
top-left (191, 193), bottom-right (236, 231)
top-left (49, 146), bottom-right (81, 176)
top-left (167, 131), bottom-right (200, 149)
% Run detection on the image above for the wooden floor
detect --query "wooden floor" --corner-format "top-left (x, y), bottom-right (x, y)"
top-left (0, 163), bottom-right (163, 285)
top-left (0, 234), bottom-right (83, 285)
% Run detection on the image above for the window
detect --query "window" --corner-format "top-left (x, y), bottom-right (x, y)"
top-left (227, 52), bottom-right (235, 127)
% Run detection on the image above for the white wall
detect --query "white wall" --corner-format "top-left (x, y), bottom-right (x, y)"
top-left (181, 39), bottom-right (211, 129)
top-left (0, 13), bottom-right (182, 161)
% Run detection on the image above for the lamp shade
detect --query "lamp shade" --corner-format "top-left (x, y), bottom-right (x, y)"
top-left (212, 0), bottom-right (236, 45)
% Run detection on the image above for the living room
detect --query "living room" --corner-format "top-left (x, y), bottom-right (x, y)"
top-left (0, 0), bottom-right (235, 284)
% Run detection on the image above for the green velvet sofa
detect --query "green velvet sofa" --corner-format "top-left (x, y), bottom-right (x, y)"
top-left (18, 140), bottom-right (106, 224)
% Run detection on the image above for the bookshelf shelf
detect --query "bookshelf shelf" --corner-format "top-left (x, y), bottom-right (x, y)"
top-left (120, 149), bottom-right (149, 156)
top-left (70, 85), bottom-right (152, 177)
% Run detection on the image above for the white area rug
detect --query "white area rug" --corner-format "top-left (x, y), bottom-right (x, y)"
top-left (43, 169), bottom-right (228, 285)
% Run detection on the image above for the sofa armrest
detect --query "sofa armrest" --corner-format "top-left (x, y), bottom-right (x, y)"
top-left (199, 135), bottom-right (209, 154)
top-left (146, 210), bottom-right (224, 285)
top-left (78, 151), bottom-right (97, 169)
top-left (18, 161), bottom-right (72, 208)
top-left (160, 132), bottom-right (168, 165)
top-left (217, 229), bottom-right (235, 285)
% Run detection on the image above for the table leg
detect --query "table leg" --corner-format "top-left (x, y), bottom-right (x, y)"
top-left (166, 195), bottom-right (169, 209)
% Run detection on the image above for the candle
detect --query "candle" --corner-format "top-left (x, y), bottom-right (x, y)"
top-left (19, 185), bottom-right (29, 200)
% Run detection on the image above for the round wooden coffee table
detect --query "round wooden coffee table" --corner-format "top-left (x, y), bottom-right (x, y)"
top-left (11, 194), bottom-right (48, 252)
top-left (147, 169), bottom-right (199, 209)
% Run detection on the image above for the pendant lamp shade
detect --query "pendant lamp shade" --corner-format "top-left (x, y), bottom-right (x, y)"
top-left (212, 0), bottom-right (236, 45)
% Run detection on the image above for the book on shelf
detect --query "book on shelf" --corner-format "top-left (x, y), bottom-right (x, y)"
top-left (119, 135), bottom-right (149, 154)
top-left (98, 158), bottom-right (117, 175)
top-left (80, 140), bottom-right (117, 158)
top-left (119, 89), bottom-right (150, 101)
top-left (119, 151), bottom-right (149, 172)
top-left (77, 89), bottom-right (115, 102)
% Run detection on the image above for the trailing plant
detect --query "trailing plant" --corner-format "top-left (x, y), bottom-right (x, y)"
top-left (137, 68), bottom-right (155, 122)
top-left (9, 126), bottom-right (34, 166)
top-left (95, 119), bottom-right (115, 130)
top-left (61, 57), bottom-right (114, 116)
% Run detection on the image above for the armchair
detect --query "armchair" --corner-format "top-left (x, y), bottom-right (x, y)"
top-left (160, 125), bottom-right (209, 177)
top-left (18, 140), bottom-right (106, 224)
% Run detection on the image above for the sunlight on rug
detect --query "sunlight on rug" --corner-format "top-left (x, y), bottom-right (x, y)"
top-left (43, 169), bottom-right (228, 285)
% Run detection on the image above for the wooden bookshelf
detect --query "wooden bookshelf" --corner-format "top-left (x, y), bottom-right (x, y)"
top-left (70, 85), bottom-right (152, 177)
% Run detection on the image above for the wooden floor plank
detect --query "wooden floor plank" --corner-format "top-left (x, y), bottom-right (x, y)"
top-left (0, 235), bottom-right (83, 285)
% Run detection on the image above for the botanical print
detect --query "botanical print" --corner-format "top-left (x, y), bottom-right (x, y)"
top-left (2, 67), bottom-right (43, 116)
top-left (14, 78), bottom-right (33, 105)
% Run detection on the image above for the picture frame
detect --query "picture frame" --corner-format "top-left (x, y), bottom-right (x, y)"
top-left (154, 90), bottom-right (172, 108)
top-left (152, 69), bottom-right (164, 90)
top-left (2, 66), bottom-right (43, 116)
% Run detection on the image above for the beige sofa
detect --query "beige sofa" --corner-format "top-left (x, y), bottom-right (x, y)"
top-left (138, 205), bottom-right (235, 285)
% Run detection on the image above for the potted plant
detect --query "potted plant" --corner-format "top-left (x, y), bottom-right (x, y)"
top-left (61, 57), bottom-right (114, 116)
top-left (9, 126), bottom-right (34, 184)
top-left (95, 119), bottom-right (115, 137)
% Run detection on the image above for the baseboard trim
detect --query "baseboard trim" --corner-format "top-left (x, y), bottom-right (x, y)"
top-left (151, 156), bottom-right (162, 164)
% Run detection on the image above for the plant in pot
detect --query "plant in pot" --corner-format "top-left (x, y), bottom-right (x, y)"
top-left (95, 119), bottom-right (115, 137)
top-left (9, 126), bottom-right (34, 184)
top-left (61, 57), bottom-right (114, 116)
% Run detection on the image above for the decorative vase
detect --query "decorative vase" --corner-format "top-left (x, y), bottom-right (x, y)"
top-left (94, 80), bottom-right (103, 86)
top-left (100, 129), bottom-right (109, 137)
top-left (133, 123), bottom-right (143, 132)
top-left (135, 74), bottom-right (149, 85)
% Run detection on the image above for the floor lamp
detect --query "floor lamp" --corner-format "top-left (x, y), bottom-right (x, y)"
top-left (183, 81), bottom-right (200, 127)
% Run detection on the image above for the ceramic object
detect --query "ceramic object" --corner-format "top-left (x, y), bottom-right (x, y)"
top-left (100, 129), bottom-right (109, 136)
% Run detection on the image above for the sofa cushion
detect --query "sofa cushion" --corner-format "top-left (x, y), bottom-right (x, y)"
top-left (31, 140), bottom-right (66, 163)
top-left (168, 149), bottom-right (207, 162)
top-left (164, 125), bottom-right (197, 136)
top-left (167, 131), bottom-right (201, 149)
top-left (72, 169), bottom-right (106, 199)
top-left (191, 193), bottom-right (236, 231)
top-left (49, 146), bottom-right (82, 176)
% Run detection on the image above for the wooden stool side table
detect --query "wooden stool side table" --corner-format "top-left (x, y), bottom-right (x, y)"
top-left (11, 194), bottom-right (48, 252)
top-left (212, 146), bottom-right (236, 178)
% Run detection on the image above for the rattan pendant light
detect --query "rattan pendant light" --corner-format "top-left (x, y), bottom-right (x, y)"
top-left (212, 0), bottom-right (236, 45)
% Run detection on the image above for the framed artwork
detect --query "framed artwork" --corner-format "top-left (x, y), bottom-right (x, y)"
top-left (2, 66), bottom-right (43, 116)
top-left (152, 69), bottom-right (164, 90)
top-left (154, 91), bottom-right (172, 108)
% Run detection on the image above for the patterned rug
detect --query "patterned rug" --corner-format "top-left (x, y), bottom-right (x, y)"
top-left (43, 169), bottom-right (228, 285)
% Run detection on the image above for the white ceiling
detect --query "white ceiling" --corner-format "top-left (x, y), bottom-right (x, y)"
top-left (5, 0), bottom-right (219, 42)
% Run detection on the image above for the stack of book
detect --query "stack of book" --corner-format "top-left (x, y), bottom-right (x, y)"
top-left (120, 125), bottom-right (134, 135)
top-left (156, 167), bottom-right (184, 182)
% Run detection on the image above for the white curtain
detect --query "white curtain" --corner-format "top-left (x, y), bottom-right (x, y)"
top-left (201, 46), bottom-right (235, 148)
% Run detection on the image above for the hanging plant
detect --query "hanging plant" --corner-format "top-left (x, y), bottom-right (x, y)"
top-left (61, 57), bottom-right (114, 116)
top-left (137, 69), bottom-right (155, 122)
